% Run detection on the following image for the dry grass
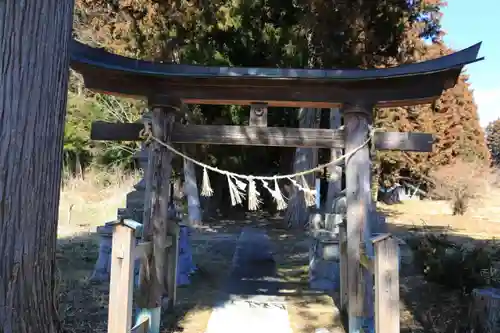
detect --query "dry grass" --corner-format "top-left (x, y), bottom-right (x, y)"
top-left (56, 235), bottom-right (107, 333)
top-left (378, 182), bottom-right (500, 332)
top-left (430, 160), bottom-right (492, 215)
top-left (56, 169), bottom-right (140, 332)
top-left (380, 189), bottom-right (500, 239)
top-left (58, 169), bottom-right (140, 237)
top-left (386, 163), bottom-right (500, 235)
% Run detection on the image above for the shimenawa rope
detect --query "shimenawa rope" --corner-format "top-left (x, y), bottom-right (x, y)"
top-left (139, 121), bottom-right (375, 211)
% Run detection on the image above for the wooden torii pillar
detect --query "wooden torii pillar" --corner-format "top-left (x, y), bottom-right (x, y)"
top-left (343, 102), bottom-right (375, 332)
top-left (135, 98), bottom-right (181, 332)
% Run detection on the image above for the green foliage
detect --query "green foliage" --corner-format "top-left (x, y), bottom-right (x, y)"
top-left (64, 81), bottom-right (143, 172)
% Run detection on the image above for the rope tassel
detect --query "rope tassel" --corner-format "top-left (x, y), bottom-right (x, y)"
top-left (289, 176), bottom-right (316, 207)
top-left (261, 179), bottom-right (287, 211)
top-left (227, 175), bottom-right (245, 206)
top-left (200, 167), bottom-right (214, 197)
top-left (300, 175), bottom-right (316, 207)
top-left (247, 177), bottom-right (262, 211)
top-left (234, 177), bottom-right (247, 192)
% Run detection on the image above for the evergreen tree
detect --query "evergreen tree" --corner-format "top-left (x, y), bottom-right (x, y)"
top-left (373, 15), bottom-right (488, 187)
top-left (68, 0), bottom-right (489, 206)
top-left (486, 119), bottom-right (500, 165)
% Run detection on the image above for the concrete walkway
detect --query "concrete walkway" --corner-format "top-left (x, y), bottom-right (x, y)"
top-left (205, 227), bottom-right (294, 333)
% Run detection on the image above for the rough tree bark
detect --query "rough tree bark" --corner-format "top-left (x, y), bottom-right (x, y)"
top-left (284, 107), bottom-right (319, 228)
top-left (0, 1), bottom-right (75, 333)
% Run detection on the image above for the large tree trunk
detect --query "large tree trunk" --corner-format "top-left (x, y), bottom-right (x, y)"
top-left (0, 1), bottom-right (74, 333)
top-left (284, 108), bottom-right (319, 228)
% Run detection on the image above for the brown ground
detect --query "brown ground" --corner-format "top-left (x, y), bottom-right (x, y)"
top-left (57, 213), bottom-right (343, 333)
top-left (380, 196), bottom-right (500, 332)
top-left (56, 174), bottom-right (500, 333)
top-left (172, 217), bottom-right (344, 333)
top-left (381, 197), bottom-right (500, 238)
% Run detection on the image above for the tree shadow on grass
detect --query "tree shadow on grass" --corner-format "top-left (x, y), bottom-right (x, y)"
top-left (56, 232), bottom-right (108, 333)
top-left (56, 230), bottom-right (236, 333)
top-left (58, 212), bottom-right (496, 333)
top-left (387, 222), bottom-right (500, 333)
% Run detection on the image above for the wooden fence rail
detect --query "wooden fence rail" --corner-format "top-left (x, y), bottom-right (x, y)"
top-left (106, 218), bottom-right (179, 333)
top-left (108, 220), bottom-right (137, 333)
top-left (338, 231), bottom-right (400, 333)
top-left (372, 233), bottom-right (400, 333)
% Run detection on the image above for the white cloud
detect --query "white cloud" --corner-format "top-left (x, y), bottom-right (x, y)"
top-left (474, 87), bottom-right (500, 127)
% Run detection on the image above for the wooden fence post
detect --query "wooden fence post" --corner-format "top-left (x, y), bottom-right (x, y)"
top-left (372, 233), bottom-right (399, 333)
top-left (343, 102), bottom-right (374, 333)
top-left (137, 101), bottom-right (178, 333)
top-left (107, 219), bottom-right (141, 333)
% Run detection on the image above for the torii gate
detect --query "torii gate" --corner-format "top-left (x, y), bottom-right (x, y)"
top-left (70, 40), bottom-right (482, 333)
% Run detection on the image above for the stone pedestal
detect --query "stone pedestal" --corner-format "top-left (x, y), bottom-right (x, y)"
top-left (90, 222), bottom-right (197, 286)
top-left (125, 190), bottom-right (146, 223)
top-left (90, 223), bottom-right (141, 285)
top-left (91, 111), bottom-right (196, 286)
top-left (309, 231), bottom-right (340, 291)
top-left (371, 210), bottom-right (387, 234)
top-left (308, 196), bottom-right (389, 292)
top-left (309, 212), bottom-right (343, 291)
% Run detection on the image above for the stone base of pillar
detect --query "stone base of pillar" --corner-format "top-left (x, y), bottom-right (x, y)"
top-left (308, 212), bottom-right (343, 292)
top-left (90, 222), bottom-right (141, 284)
top-left (90, 218), bottom-right (197, 287)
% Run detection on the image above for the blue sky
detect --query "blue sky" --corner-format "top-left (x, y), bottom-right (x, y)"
top-left (441, 1), bottom-right (499, 127)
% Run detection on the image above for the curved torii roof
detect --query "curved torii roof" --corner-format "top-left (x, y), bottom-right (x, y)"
top-left (70, 40), bottom-right (483, 108)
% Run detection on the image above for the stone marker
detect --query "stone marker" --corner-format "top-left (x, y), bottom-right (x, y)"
top-left (90, 222), bottom-right (196, 286)
top-left (309, 213), bottom-right (342, 292)
top-left (177, 225), bottom-right (196, 286)
top-left (231, 226), bottom-right (276, 278)
top-left (90, 223), bottom-right (141, 285)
